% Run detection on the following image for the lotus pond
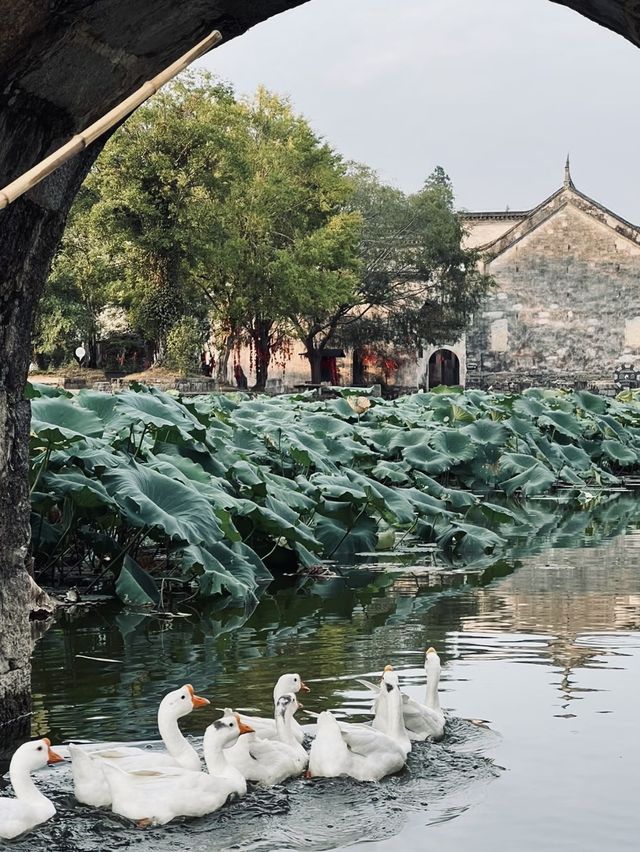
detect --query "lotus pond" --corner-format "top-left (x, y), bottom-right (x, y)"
top-left (6, 492), bottom-right (640, 852)
top-left (13, 386), bottom-right (640, 849)
top-left (27, 383), bottom-right (640, 605)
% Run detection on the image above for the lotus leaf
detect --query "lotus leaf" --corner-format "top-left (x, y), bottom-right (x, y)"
top-left (600, 440), bottom-right (637, 466)
top-left (430, 429), bottom-right (476, 462)
top-left (538, 410), bottom-right (583, 438)
top-left (116, 555), bottom-right (160, 606)
top-left (462, 420), bottom-right (508, 446)
top-left (103, 462), bottom-right (223, 545)
top-left (31, 397), bottom-right (104, 444)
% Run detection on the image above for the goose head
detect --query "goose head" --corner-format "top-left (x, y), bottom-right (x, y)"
top-left (425, 647), bottom-right (441, 674)
top-left (381, 666), bottom-right (401, 695)
top-left (275, 692), bottom-right (301, 720)
top-left (273, 673), bottom-right (310, 701)
top-left (11, 739), bottom-right (63, 774)
top-left (206, 713), bottom-right (254, 749)
top-left (159, 684), bottom-right (210, 722)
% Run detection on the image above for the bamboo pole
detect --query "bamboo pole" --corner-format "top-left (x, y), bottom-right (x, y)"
top-left (0, 29), bottom-right (222, 210)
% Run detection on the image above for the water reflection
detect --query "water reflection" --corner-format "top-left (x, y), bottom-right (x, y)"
top-left (5, 496), bottom-right (640, 850)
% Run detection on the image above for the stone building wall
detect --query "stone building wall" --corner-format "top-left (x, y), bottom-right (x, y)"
top-left (466, 196), bottom-right (640, 381)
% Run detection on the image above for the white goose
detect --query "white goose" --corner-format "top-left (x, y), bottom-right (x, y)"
top-left (307, 668), bottom-right (410, 782)
top-left (103, 712), bottom-right (253, 825)
top-left (237, 673), bottom-right (310, 744)
top-left (0, 739), bottom-right (64, 840)
top-left (69, 683), bottom-right (209, 807)
top-left (401, 647), bottom-right (446, 741)
top-left (226, 693), bottom-right (308, 785)
top-left (361, 649), bottom-right (446, 741)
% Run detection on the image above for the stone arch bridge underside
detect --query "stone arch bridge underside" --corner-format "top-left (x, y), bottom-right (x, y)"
top-left (1, 2), bottom-right (640, 211)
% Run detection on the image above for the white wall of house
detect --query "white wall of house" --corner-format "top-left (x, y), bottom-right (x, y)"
top-left (222, 335), bottom-right (466, 392)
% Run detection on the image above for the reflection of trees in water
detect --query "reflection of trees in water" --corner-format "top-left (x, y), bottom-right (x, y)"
top-left (461, 530), bottom-right (640, 708)
top-left (28, 496), bottom-right (640, 744)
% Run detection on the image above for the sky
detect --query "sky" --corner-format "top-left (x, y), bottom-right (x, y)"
top-left (195, 0), bottom-right (640, 223)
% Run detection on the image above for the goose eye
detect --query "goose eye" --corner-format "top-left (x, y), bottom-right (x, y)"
top-left (37, 746), bottom-right (43, 751)
top-left (181, 695), bottom-right (186, 700)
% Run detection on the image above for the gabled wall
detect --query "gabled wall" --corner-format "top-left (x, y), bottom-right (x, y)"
top-left (467, 196), bottom-right (640, 380)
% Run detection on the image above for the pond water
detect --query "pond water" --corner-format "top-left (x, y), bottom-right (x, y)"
top-left (6, 497), bottom-right (640, 850)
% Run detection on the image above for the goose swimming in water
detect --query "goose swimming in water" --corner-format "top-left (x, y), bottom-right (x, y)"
top-left (0, 739), bottom-right (64, 839)
top-left (69, 683), bottom-right (209, 807)
top-left (307, 667), bottom-right (410, 782)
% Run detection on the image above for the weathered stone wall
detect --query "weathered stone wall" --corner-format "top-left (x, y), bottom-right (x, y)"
top-left (225, 342), bottom-right (424, 391)
top-left (467, 201), bottom-right (640, 380)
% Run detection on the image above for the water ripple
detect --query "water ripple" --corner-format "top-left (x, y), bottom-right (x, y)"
top-left (12, 720), bottom-right (500, 852)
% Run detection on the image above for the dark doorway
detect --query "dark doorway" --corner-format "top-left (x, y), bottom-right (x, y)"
top-left (428, 349), bottom-right (460, 389)
top-left (320, 356), bottom-right (338, 383)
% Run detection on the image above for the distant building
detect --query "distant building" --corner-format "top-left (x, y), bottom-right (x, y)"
top-left (461, 158), bottom-right (640, 391)
top-left (226, 160), bottom-right (640, 393)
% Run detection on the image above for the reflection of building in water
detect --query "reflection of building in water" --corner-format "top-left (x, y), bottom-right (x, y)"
top-left (460, 536), bottom-right (640, 704)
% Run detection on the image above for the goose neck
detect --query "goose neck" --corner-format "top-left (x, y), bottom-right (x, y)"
top-left (425, 671), bottom-right (441, 712)
top-left (381, 686), bottom-right (410, 751)
top-left (204, 732), bottom-right (246, 793)
top-left (203, 733), bottom-right (230, 776)
top-left (10, 762), bottom-right (48, 805)
top-left (275, 711), bottom-right (297, 747)
top-left (158, 706), bottom-right (196, 766)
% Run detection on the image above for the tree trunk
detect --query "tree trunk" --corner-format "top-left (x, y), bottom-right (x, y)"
top-left (352, 347), bottom-right (365, 386)
top-left (216, 331), bottom-right (236, 384)
top-left (253, 319), bottom-right (272, 391)
top-left (0, 153), bottom-right (98, 750)
top-left (307, 341), bottom-right (324, 384)
top-left (87, 332), bottom-right (98, 368)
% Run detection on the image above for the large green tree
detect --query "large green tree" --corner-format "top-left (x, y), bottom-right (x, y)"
top-left (291, 164), bottom-right (493, 383)
top-left (196, 87), bottom-right (361, 389)
top-left (43, 73), bottom-right (246, 365)
top-left (46, 76), bottom-right (361, 387)
top-left (90, 73), bottom-right (244, 359)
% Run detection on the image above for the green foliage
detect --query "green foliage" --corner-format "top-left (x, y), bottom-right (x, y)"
top-left (41, 73), bottom-right (242, 362)
top-left (44, 74), bottom-right (360, 383)
top-left (198, 87), bottom-right (360, 387)
top-left (28, 384), bottom-right (640, 607)
top-left (165, 317), bottom-right (203, 375)
top-left (116, 555), bottom-right (161, 606)
top-left (45, 73), bottom-right (491, 386)
top-left (34, 187), bottom-right (113, 366)
top-left (332, 164), bottom-right (493, 354)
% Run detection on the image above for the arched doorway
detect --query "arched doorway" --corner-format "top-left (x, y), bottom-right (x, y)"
top-left (428, 349), bottom-right (460, 389)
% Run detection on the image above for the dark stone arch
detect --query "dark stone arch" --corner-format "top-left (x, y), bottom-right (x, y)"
top-left (428, 349), bottom-right (461, 389)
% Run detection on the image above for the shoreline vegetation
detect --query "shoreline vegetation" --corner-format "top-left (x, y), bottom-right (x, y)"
top-left (28, 383), bottom-right (640, 608)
